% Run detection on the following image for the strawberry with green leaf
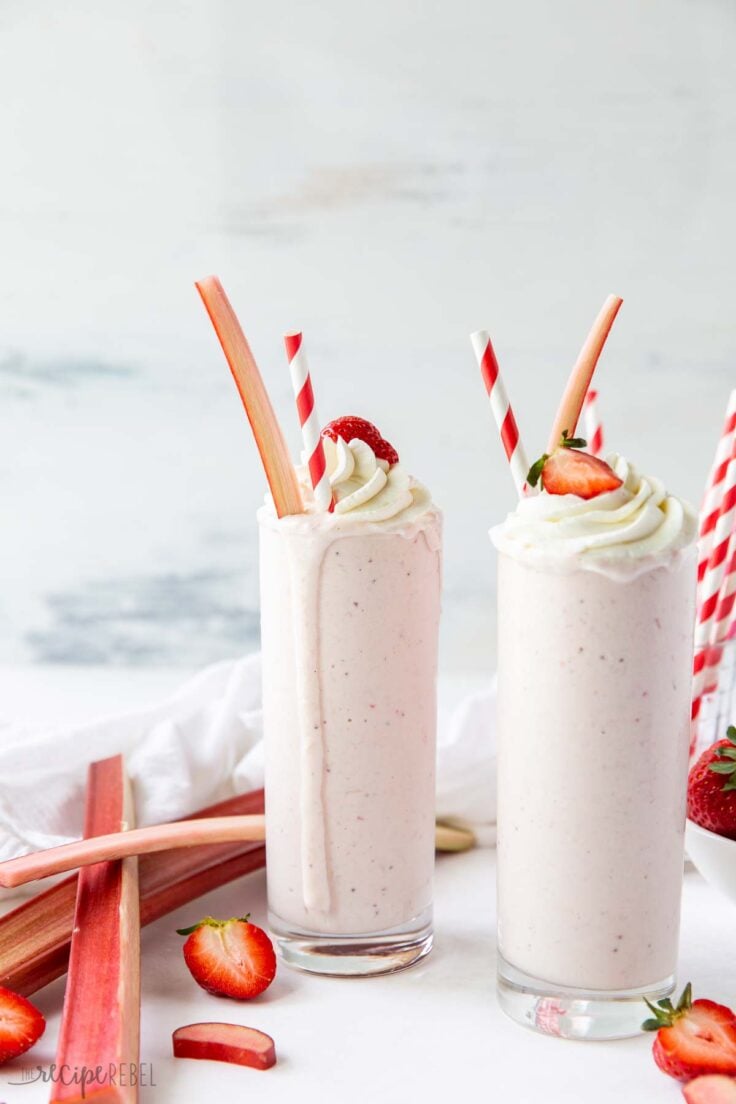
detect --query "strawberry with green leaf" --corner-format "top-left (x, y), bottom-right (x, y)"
top-left (177, 915), bottom-right (276, 1000)
top-left (688, 725), bottom-right (736, 839)
top-left (526, 430), bottom-right (623, 499)
top-left (643, 984), bottom-right (736, 1081)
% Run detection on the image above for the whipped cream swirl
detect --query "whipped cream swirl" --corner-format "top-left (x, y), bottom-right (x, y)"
top-left (307, 435), bottom-right (431, 523)
top-left (493, 454), bottom-right (696, 574)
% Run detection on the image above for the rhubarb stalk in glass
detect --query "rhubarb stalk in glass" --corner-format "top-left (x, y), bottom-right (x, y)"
top-left (196, 275), bottom-right (303, 517)
top-left (546, 294), bottom-right (623, 451)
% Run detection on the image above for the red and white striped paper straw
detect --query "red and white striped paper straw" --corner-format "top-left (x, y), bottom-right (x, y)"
top-left (698, 530), bottom-right (736, 700)
top-left (284, 332), bottom-right (333, 512)
top-left (583, 388), bottom-right (604, 457)
top-left (471, 330), bottom-right (529, 497)
top-left (692, 451), bottom-right (736, 721)
top-left (697, 389), bottom-right (736, 594)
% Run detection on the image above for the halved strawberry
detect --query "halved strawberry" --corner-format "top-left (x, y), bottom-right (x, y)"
top-left (0, 985), bottom-right (45, 1065)
top-left (177, 915), bottom-right (276, 1000)
top-left (527, 431), bottom-right (622, 499)
top-left (643, 984), bottom-right (736, 1082)
top-left (542, 448), bottom-right (623, 498)
top-left (687, 726), bottom-right (736, 839)
top-left (322, 416), bottom-right (399, 466)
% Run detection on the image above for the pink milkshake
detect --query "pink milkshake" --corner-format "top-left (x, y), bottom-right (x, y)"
top-left (493, 452), bottom-right (697, 1038)
top-left (260, 428), bottom-right (442, 974)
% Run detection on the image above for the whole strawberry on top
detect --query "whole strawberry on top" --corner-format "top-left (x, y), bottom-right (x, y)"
top-left (177, 915), bottom-right (276, 1000)
top-left (527, 431), bottom-right (623, 499)
top-left (688, 726), bottom-right (736, 839)
top-left (322, 416), bottom-right (399, 466)
top-left (643, 984), bottom-right (736, 1081)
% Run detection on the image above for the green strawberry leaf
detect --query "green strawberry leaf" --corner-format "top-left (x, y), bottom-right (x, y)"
top-left (708, 761), bottom-right (736, 774)
top-left (641, 984), bottom-right (692, 1030)
top-left (560, 429), bottom-right (587, 450)
top-left (526, 454), bottom-right (548, 488)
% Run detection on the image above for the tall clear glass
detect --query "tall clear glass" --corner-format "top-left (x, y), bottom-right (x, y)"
top-left (494, 544), bottom-right (696, 1039)
top-left (259, 508), bottom-right (442, 976)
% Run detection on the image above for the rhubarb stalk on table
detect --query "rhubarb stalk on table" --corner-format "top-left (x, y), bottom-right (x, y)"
top-left (50, 755), bottom-right (140, 1104)
top-left (0, 812), bottom-right (266, 888)
top-left (0, 791), bottom-right (266, 996)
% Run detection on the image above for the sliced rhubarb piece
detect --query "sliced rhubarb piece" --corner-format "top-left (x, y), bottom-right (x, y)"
top-left (51, 756), bottom-right (140, 1104)
top-left (196, 275), bottom-right (303, 517)
top-left (0, 813), bottom-right (266, 888)
top-left (173, 1022), bottom-right (276, 1071)
top-left (0, 791), bottom-right (265, 997)
top-left (547, 294), bottom-right (623, 451)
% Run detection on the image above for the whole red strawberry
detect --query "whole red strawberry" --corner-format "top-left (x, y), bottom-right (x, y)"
top-left (0, 986), bottom-right (45, 1065)
top-left (643, 984), bottom-right (736, 1081)
top-left (688, 726), bottom-right (736, 839)
top-left (177, 915), bottom-right (276, 1000)
top-left (322, 416), bottom-right (399, 466)
top-left (527, 430), bottom-right (623, 499)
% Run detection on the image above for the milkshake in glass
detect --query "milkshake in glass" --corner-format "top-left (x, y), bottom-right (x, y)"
top-left (260, 428), bottom-right (442, 974)
top-left (493, 453), bottom-right (696, 1038)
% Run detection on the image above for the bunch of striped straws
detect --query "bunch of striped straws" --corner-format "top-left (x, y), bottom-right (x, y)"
top-left (692, 391), bottom-right (736, 735)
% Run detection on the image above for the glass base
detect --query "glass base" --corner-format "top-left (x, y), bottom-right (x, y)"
top-left (269, 906), bottom-right (433, 977)
top-left (497, 954), bottom-right (675, 1040)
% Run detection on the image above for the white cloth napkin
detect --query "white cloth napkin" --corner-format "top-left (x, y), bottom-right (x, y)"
top-left (0, 657), bottom-right (497, 897)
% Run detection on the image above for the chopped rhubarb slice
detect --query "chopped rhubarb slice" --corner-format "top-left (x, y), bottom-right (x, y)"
top-left (173, 1022), bottom-right (276, 1071)
top-left (50, 756), bottom-right (140, 1104)
top-left (0, 791), bottom-right (265, 997)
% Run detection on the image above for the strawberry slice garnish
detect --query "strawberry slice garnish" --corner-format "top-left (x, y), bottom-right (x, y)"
top-left (527, 430), bottom-right (623, 499)
top-left (177, 915), bottom-right (276, 1000)
top-left (687, 726), bottom-right (736, 839)
top-left (0, 986), bottom-right (45, 1065)
top-left (322, 416), bottom-right (399, 466)
top-left (643, 984), bottom-right (736, 1082)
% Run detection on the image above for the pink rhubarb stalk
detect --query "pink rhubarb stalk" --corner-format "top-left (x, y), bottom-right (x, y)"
top-left (0, 814), bottom-right (266, 889)
top-left (196, 275), bottom-right (303, 517)
top-left (547, 294), bottom-right (623, 452)
top-left (51, 756), bottom-right (140, 1104)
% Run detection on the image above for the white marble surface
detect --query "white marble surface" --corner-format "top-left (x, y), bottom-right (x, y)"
top-left (1, 1), bottom-right (735, 672)
top-left (0, 665), bottom-right (734, 1104)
